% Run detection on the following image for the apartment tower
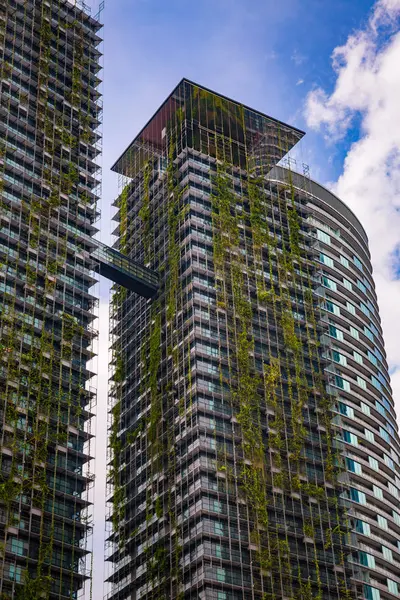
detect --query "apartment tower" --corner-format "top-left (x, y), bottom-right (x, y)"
top-left (104, 79), bottom-right (400, 600)
top-left (0, 0), bottom-right (102, 597)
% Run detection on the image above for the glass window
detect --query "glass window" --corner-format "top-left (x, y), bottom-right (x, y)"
top-left (373, 485), bottom-right (383, 500)
top-left (346, 301), bottom-right (356, 315)
top-left (10, 538), bottom-right (25, 556)
top-left (326, 301), bottom-right (340, 315)
top-left (213, 500), bottom-right (222, 513)
top-left (347, 458), bottom-right (362, 474)
top-left (382, 546), bottom-right (393, 562)
top-left (217, 593), bottom-right (228, 600)
top-left (340, 255), bottom-right (349, 268)
top-left (353, 351), bottom-right (363, 364)
top-left (333, 350), bottom-right (347, 366)
top-left (371, 376), bottom-right (382, 391)
top-left (216, 568), bottom-right (226, 582)
top-left (336, 376), bottom-right (350, 392)
top-left (329, 325), bottom-right (344, 341)
top-left (351, 488), bottom-right (366, 504)
top-left (393, 511), bottom-right (400, 526)
top-left (357, 376), bottom-right (367, 390)
top-left (214, 521), bottom-right (224, 535)
top-left (355, 519), bottom-right (370, 535)
top-left (323, 276), bottom-right (337, 291)
top-left (369, 457), bottom-right (379, 471)
top-left (354, 256), bottom-right (363, 271)
top-left (361, 402), bottom-right (371, 415)
top-left (343, 278), bottom-right (352, 291)
top-left (350, 326), bottom-right (359, 340)
top-left (317, 229), bottom-right (331, 244)
top-left (359, 551), bottom-right (375, 568)
top-left (360, 303), bottom-right (369, 317)
top-left (357, 280), bottom-right (367, 294)
top-left (377, 515), bottom-right (388, 530)
top-left (364, 585), bottom-right (380, 600)
top-left (388, 482), bottom-right (398, 498)
top-left (9, 564), bottom-right (22, 583)
top-left (387, 580), bottom-right (398, 595)
top-left (364, 327), bottom-right (374, 341)
top-left (384, 455), bottom-right (394, 470)
top-left (343, 430), bottom-right (358, 445)
top-left (379, 427), bottom-right (389, 442)
top-left (365, 429), bottom-right (374, 443)
top-left (339, 402), bottom-right (354, 418)
top-left (320, 253), bottom-right (334, 268)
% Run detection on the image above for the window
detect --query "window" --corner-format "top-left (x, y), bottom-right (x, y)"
top-left (347, 458), bottom-right (362, 474)
top-left (354, 256), bottom-right (363, 271)
top-left (373, 485), bottom-right (383, 500)
top-left (329, 325), bottom-right (344, 341)
top-left (213, 500), bottom-right (222, 513)
top-left (343, 430), bottom-right (358, 445)
top-left (9, 564), bottom-right (22, 583)
top-left (317, 229), bottom-right (331, 244)
top-left (368, 350), bottom-right (378, 366)
top-left (359, 551), bottom-right (375, 568)
top-left (379, 427), bottom-right (389, 442)
top-left (388, 482), bottom-right (398, 498)
top-left (355, 519), bottom-right (370, 535)
top-left (388, 580), bottom-right (398, 595)
top-left (350, 326), bottom-right (359, 340)
top-left (333, 351), bottom-right (347, 366)
top-left (357, 280), bottom-right (367, 294)
top-left (365, 429), bottom-right (374, 443)
top-left (343, 278), bottom-right (352, 291)
top-left (375, 401), bottom-right (386, 416)
top-left (377, 515), bottom-right (388, 530)
top-left (320, 253), bottom-right (334, 268)
top-left (384, 454), bottom-right (394, 470)
top-left (357, 376), bottom-right (367, 390)
top-left (393, 511), bottom-right (400, 526)
top-left (339, 402), bottom-right (354, 418)
top-left (369, 457), bottom-right (379, 471)
top-left (340, 255), bottom-right (349, 268)
top-left (217, 593), bottom-right (228, 600)
top-left (364, 585), bottom-right (380, 600)
top-left (326, 301), bottom-right (340, 315)
top-left (323, 276), bottom-right (337, 291)
top-left (214, 521), bottom-right (224, 535)
top-left (216, 568), bottom-right (226, 582)
top-left (353, 351), bottom-right (363, 364)
top-left (364, 326), bottom-right (374, 341)
top-left (336, 376), bottom-right (350, 392)
top-left (10, 538), bottom-right (25, 556)
top-left (346, 301), bottom-right (356, 315)
top-left (360, 303), bottom-right (370, 317)
top-left (350, 488), bottom-right (366, 504)
top-left (371, 376), bottom-right (382, 391)
top-left (361, 402), bottom-right (370, 416)
top-left (382, 546), bottom-right (393, 562)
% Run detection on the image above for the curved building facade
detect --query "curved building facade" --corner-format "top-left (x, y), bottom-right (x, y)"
top-left (272, 167), bottom-right (400, 600)
top-left (107, 81), bottom-right (399, 600)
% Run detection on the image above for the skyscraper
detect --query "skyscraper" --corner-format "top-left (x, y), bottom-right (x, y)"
top-left (0, 1), bottom-right (102, 597)
top-left (106, 79), bottom-right (392, 600)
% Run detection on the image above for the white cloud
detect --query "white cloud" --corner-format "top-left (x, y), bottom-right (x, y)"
top-left (305, 0), bottom-right (400, 415)
top-left (296, 78), bottom-right (304, 86)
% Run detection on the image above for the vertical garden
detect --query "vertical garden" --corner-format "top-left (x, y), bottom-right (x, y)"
top-left (0, 0), bottom-right (102, 598)
top-left (107, 80), bottom-right (354, 600)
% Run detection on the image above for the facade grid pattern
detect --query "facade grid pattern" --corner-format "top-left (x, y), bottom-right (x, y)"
top-left (0, 0), bottom-right (102, 598)
top-left (106, 80), bottom-right (355, 600)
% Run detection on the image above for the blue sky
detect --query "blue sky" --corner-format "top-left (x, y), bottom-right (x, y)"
top-left (84, 0), bottom-right (400, 597)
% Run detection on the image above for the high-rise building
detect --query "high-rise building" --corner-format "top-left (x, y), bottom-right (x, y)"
top-left (0, 1), bottom-right (102, 598)
top-left (107, 79), bottom-right (400, 600)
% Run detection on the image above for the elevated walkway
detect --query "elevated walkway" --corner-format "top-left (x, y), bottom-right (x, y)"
top-left (91, 241), bottom-right (158, 298)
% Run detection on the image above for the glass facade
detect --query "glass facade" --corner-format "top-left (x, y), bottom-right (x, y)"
top-left (106, 80), bottom-right (355, 600)
top-left (0, 0), bottom-right (102, 597)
